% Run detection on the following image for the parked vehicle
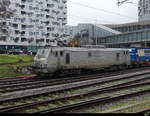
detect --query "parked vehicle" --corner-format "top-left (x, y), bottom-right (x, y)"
top-left (8, 49), bottom-right (23, 55)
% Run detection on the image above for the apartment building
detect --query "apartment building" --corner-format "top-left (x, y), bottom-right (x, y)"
top-left (138, 0), bottom-right (150, 21)
top-left (0, 0), bottom-right (67, 50)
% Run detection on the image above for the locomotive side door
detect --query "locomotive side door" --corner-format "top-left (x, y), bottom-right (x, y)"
top-left (66, 53), bottom-right (70, 64)
top-left (116, 53), bottom-right (120, 61)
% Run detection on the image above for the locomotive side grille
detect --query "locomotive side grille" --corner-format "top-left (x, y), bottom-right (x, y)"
top-left (34, 61), bottom-right (40, 67)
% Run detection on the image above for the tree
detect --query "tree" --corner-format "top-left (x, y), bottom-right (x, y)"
top-left (0, 0), bottom-right (13, 18)
top-left (0, 0), bottom-right (14, 38)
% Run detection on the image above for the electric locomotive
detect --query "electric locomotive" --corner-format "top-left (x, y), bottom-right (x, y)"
top-left (30, 47), bottom-right (131, 77)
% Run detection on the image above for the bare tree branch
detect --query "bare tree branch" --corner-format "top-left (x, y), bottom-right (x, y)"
top-left (0, 0), bottom-right (14, 37)
top-left (117, 0), bottom-right (133, 6)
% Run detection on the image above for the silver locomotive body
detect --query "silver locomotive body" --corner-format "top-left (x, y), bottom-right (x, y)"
top-left (32, 47), bottom-right (131, 76)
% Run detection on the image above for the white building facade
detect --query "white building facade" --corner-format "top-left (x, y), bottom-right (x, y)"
top-left (0, 0), bottom-right (67, 49)
top-left (138, 0), bottom-right (150, 21)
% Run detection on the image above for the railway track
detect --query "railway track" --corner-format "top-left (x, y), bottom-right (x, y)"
top-left (0, 69), bottom-right (150, 102)
top-left (0, 81), bottom-right (149, 113)
top-left (0, 76), bottom-right (38, 85)
top-left (0, 67), bottom-right (150, 93)
top-left (0, 72), bottom-right (147, 93)
top-left (0, 70), bottom-right (150, 113)
top-left (0, 66), bottom-right (150, 85)
top-left (137, 109), bottom-right (150, 114)
top-left (34, 90), bottom-right (150, 113)
top-left (101, 100), bottom-right (150, 113)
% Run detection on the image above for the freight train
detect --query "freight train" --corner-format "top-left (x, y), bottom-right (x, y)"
top-left (129, 47), bottom-right (150, 65)
top-left (30, 47), bottom-right (150, 77)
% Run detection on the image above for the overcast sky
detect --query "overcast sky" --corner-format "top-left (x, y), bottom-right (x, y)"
top-left (67, 0), bottom-right (138, 26)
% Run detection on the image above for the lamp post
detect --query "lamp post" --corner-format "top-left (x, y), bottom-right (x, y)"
top-left (94, 19), bottom-right (98, 46)
top-left (80, 29), bottom-right (87, 45)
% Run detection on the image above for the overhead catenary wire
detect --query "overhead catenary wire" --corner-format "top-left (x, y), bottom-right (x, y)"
top-left (117, 0), bottom-right (138, 6)
top-left (68, 0), bottom-right (138, 20)
top-left (68, 14), bottom-right (115, 24)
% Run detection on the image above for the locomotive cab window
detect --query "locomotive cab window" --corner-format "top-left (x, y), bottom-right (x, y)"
top-left (60, 51), bottom-right (63, 56)
top-left (124, 51), bottom-right (128, 55)
top-left (124, 51), bottom-right (126, 55)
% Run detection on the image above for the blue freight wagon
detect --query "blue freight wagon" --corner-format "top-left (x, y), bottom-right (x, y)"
top-left (129, 47), bottom-right (150, 65)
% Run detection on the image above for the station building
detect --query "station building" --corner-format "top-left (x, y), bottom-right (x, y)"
top-left (105, 20), bottom-right (150, 33)
top-left (98, 29), bottom-right (150, 48)
top-left (66, 21), bottom-right (150, 48)
top-left (98, 0), bottom-right (150, 48)
top-left (65, 24), bottom-right (121, 45)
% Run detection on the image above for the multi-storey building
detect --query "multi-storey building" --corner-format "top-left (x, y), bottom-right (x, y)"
top-left (65, 24), bottom-right (121, 45)
top-left (138, 0), bottom-right (150, 21)
top-left (0, 0), bottom-right (67, 50)
top-left (105, 20), bottom-right (150, 33)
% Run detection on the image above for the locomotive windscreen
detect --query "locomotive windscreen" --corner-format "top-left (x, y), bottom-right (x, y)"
top-left (36, 49), bottom-right (50, 59)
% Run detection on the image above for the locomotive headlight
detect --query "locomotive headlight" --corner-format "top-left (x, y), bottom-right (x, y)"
top-left (40, 58), bottom-right (46, 63)
top-left (40, 58), bottom-right (47, 67)
top-left (40, 58), bottom-right (46, 61)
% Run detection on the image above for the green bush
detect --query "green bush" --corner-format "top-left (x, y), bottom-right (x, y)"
top-left (0, 54), bottom-right (34, 77)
